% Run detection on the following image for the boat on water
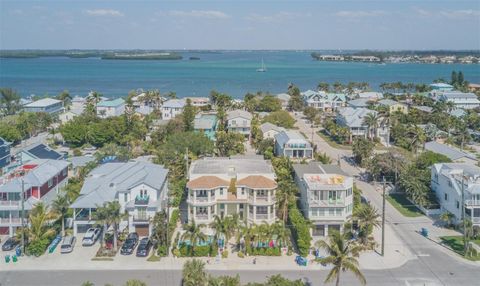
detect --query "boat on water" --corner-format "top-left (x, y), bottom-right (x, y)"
top-left (256, 58), bottom-right (267, 72)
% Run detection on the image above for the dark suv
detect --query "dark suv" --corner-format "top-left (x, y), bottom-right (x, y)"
top-left (136, 237), bottom-right (152, 257)
top-left (120, 232), bottom-right (139, 255)
top-left (2, 237), bottom-right (19, 251)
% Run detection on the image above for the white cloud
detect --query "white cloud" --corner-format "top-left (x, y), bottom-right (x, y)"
top-left (246, 12), bottom-right (310, 23)
top-left (85, 9), bottom-right (124, 17)
top-left (439, 9), bottom-right (480, 19)
top-left (335, 10), bottom-right (387, 18)
top-left (168, 10), bottom-right (230, 19)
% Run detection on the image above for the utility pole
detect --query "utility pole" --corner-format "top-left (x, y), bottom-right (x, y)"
top-left (461, 173), bottom-right (467, 255)
top-left (21, 179), bottom-right (25, 255)
top-left (381, 176), bottom-right (386, 257)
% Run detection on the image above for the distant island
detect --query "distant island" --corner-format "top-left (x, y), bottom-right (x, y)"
top-left (189, 57), bottom-right (200, 60)
top-left (0, 50), bottom-right (182, 60)
top-left (311, 50), bottom-right (480, 64)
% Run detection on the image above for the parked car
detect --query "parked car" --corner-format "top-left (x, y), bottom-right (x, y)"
top-left (2, 237), bottom-right (19, 251)
top-left (120, 232), bottom-right (139, 255)
top-left (60, 236), bottom-right (76, 254)
top-left (82, 227), bottom-right (101, 246)
top-left (136, 237), bottom-right (152, 257)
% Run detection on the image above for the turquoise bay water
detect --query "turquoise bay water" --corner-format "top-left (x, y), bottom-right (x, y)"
top-left (1, 51), bottom-right (479, 98)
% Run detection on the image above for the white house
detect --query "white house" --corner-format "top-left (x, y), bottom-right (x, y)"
top-left (96, 98), bottom-right (125, 118)
top-left (431, 163), bottom-right (480, 226)
top-left (70, 161), bottom-right (169, 236)
top-left (356, 92), bottom-right (383, 101)
top-left (187, 97), bottom-right (210, 107)
top-left (438, 91), bottom-right (480, 110)
top-left (227, 110), bottom-right (252, 137)
top-left (293, 162), bottom-right (354, 237)
top-left (71, 96), bottom-right (87, 114)
top-left (186, 156), bottom-right (277, 226)
top-left (274, 130), bottom-right (314, 160)
top-left (336, 107), bottom-right (390, 146)
top-left (23, 98), bottom-right (64, 115)
top-left (260, 122), bottom-right (285, 140)
top-left (161, 99), bottom-right (186, 120)
top-left (302, 90), bottom-right (347, 112)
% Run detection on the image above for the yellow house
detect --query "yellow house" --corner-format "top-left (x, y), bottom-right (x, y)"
top-left (378, 99), bottom-right (408, 114)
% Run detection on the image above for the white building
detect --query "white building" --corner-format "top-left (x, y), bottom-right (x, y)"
top-left (186, 156), bottom-right (277, 226)
top-left (187, 97), bottom-right (210, 107)
top-left (293, 162), bottom-right (354, 237)
top-left (260, 122), bottom-right (285, 140)
top-left (431, 163), bottom-right (480, 226)
top-left (438, 91), bottom-right (480, 110)
top-left (23, 98), bottom-right (64, 115)
top-left (302, 90), bottom-right (347, 112)
top-left (71, 96), bottom-right (87, 114)
top-left (161, 99), bottom-right (185, 120)
top-left (96, 98), bottom-right (125, 118)
top-left (356, 92), bottom-right (383, 101)
top-left (274, 130), bottom-right (314, 160)
top-left (336, 107), bottom-right (390, 146)
top-left (227, 110), bottom-right (252, 137)
top-left (70, 161), bottom-right (169, 236)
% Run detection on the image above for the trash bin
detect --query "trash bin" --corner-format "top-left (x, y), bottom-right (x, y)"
top-left (5, 255), bottom-right (10, 263)
top-left (12, 255), bottom-right (17, 263)
top-left (15, 247), bottom-right (21, 257)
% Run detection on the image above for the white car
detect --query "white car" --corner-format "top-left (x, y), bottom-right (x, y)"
top-left (82, 228), bottom-right (101, 246)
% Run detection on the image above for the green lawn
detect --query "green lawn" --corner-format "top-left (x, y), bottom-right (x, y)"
top-left (440, 236), bottom-right (480, 261)
top-left (317, 131), bottom-right (352, 150)
top-left (386, 193), bottom-right (423, 217)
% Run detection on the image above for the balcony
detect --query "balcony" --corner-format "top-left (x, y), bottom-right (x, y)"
top-left (255, 213), bottom-right (269, 220)
top-left (196, 196), bottom-right (209, 202)
top-left (134, 195), bottom-right (149, 205)
top-left (0, 217), bottom-right (21, 225)
top-left (195, 214), bottom-right (209, 221)
top-left (133, 214), bottom-right (150, 222)
top-left (0, 200), bottom-right (20, 208)
top-left (309, 199), bottom-right (345, 207)
top-left (465, 200), bottom-right (480, 206)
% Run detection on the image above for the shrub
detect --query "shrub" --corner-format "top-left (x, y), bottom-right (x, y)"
top-left (27, 238), bottom-right (50, 257)
top-left (237, 251), bottom-right (245, 258)
top-left (73, 148), bottom-right (82, 156)
top-left (172, 248), bottom-right (180, 257)
top-left (222, 250), bottom-right (228, 258)
top-left (288, 206), bottom-right (312, 257)
top-left (177, 244), bottom-right (218, 257)
top-left (157, 245), bottom-right (167, 257)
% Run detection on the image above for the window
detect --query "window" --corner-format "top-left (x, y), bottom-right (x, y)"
top-left (124, 193), bottom-right (128, 202)
top-left (328, 208), bottom-right (335, 216)
top-left (239, 204), bottom-right (244, 210)
top-left (220, 188), bottom-right (224, 195)
top-left (314, 191), bottom-right (319, 200)
top-left (48, 178), bottom-right (53, 188)
top-left (474, 208), bottom-right (480, 217)
top-left (448, 181), bottom-right (452, 187)
top-left (444, 193), bottom-right (448, 201)
top-left (220, 204), bottom-right (225, 209)
top-left (62, 168), bottom-right (67, 176)
top-left (456, 201), bottom-right (460, 209)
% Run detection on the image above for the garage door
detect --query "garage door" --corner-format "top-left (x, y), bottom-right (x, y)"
top-left (135, 225), bottom-right (149, 237)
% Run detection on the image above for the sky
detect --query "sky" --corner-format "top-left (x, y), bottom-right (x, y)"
top-left (1, 0), bottom-right (479, 50)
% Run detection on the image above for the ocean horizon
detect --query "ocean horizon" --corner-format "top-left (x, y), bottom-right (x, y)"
top-left (1, 50), bottom-right (479, 99)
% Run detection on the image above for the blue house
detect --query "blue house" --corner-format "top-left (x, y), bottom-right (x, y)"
top-left (194, 113), bottom-right (218, 140)
top-left (0, 137), bottom-right (11, 168)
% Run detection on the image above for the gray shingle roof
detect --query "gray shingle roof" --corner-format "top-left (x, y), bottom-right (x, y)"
top-left (260, 122), bottom-right (285, 134)
top-left (378, 99), bottom-right (403, 107)
top-left (70, 161), bottom-right (168, 208)
top-left (337, 107), bottom-right (378, 128)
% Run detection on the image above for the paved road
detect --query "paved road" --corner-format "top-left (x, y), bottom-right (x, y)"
top-left (293, 113), bottom-right (480, 285)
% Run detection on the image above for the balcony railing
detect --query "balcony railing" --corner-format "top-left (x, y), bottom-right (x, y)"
top-left (0, 200), bottom-right (20, 207)
top-left (133, 214), bottom-right (150, 222)
top-left (309, 199), bottom-right (345, 206)
top-left (195, 214), bottom-right (209, 220)
top-left (465, 200), bottom-right (480, 206)
top-left (196, 196), bottom-right (209, 202)
top-left (472, 217), bottom-right (480, 224)
top-left (0, 217), bottom-right (21, 224)
top-left (134, 195), bottom-right (149, 205)
top-left (255, 214), bottom-right (269, 220)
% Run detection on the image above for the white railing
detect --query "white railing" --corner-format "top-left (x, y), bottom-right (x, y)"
top-left (195, 215), bottom-right (209, 220)
top-left (255, 214), bottom-right (269, 220)
top-left (465, 200), bottom-right (480, 206)
top-left (0, 217), bottom-right (21, 224)
top-left (0, 200), bottom-right (20, 206)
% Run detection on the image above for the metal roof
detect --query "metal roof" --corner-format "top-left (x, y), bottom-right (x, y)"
top-left (97, 98), bottom-right (125, 107)
top-left (70, 161), bottom-right (168, 208)
top-left (424, 141), bottom-right (477, 161)
top-left (274, 130), bottom-right (311, 147)
top-left (24, 98), bottom-right (62, 108)
top-left (163, 99), bottom-right (186, 108)
top-left (227, 109), bottom-right (252, 120)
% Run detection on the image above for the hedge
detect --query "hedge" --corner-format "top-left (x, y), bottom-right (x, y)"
top-left (288, 206), bottom-right (311, 257)
top-left (247, 247), bottom-right (281, 256)
top-left (177, 243), bottom-right (218, 257)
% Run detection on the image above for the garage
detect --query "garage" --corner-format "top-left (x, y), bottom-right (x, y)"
top-left (135, 224), bottom-right (149, 237)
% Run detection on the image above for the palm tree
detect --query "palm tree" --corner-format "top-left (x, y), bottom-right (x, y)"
top-left (362, 113), bottom-right (379, 141)
top-left (94, 204), bottom-right (110, 248)
top-left (354, 203), bottom-right (381, 249)
top-left (0, 88), bottom-right (21, 115)
top-left (316, 230), bottom-right (366, 286)
top-left (181, 220), bottom-right (207, 255)
top-left (406, 125), bottom-right (426, 154)
top-left (151, 210), bottom-right (169, 248)
top-left (57, 90), bottom-right (72, 108)
top-left (105, 201), bottom-right (126, 252)
top-left (440, 211), bottom-right (455, 228)
top-left (182, 259), bottom-right (208, 286)
top-left (270, 221), bottom-right (290, 247)
top-left (20, 202), bottom-right (57, 248)
top-left (51, 193), bottom-right (70, 237)
top-left (276, 180), bottom-right (297, 222)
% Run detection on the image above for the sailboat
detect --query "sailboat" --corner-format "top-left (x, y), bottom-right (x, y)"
top-left (256, 58), bottom-right (267, 72)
